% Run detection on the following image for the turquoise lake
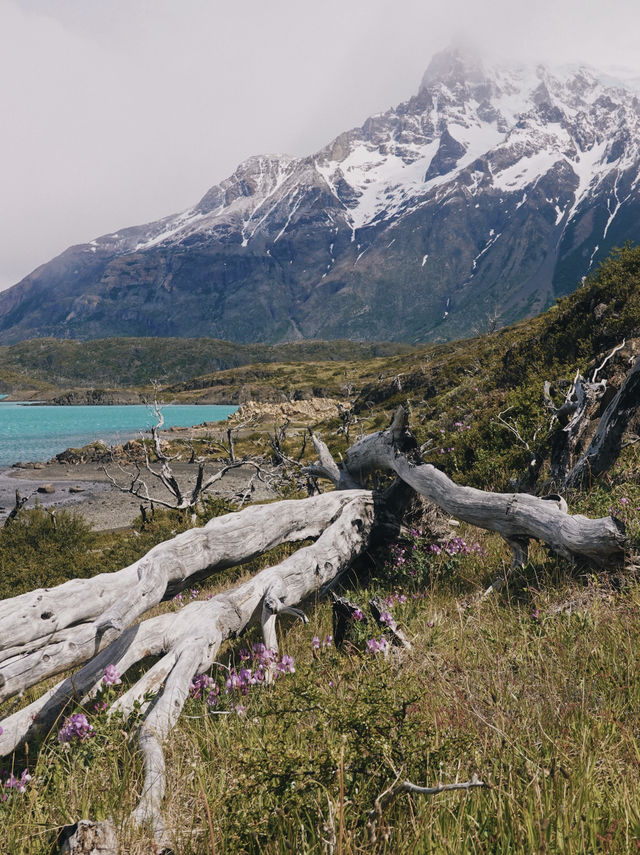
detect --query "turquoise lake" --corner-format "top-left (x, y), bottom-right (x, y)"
top-left (0, 402), bottom-right (236, 468)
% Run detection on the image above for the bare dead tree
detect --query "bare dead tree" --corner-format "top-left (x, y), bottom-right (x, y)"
top-left (565, 351), bottom-right (640, 488)
top-left (543, 341), bottom-right (640, 486)
top-left (103, 398), bottom-right (269, 516)
top-left (3, 489), bottom-right (32, 527)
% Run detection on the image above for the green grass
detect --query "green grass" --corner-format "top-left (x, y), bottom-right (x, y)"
top-left (2, 246), bottom-right (640, 852)
top-left (4, 499), bottom-right (640, 854)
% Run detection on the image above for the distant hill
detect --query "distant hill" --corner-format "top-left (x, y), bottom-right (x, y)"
top-left (0, 337), bottom-right (411, 395)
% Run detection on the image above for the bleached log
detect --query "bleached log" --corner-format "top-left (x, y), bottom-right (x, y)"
top-left (342, 408), bottom-right (626, 567)
top-left (306, 434), bottom-right (360, 489)
top-left (0, 491), bottom-right (369, 702)
top-left (0, 492), bottom-right (376, 843)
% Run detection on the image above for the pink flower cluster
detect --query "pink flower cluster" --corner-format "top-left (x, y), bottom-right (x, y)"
top-left (312, 634), bottom-right (333, 650)
top-left (172, 587), bottom-right (201, 608)
top-left (101, 664), bottom-right (121, 687)
top-left (58, 713), bottom-right (95, 743)
top-left (378, 610), bottom-right (396, 629)
top-left (189, 674), bottom-right (220, 706)
top-left (189, 643), bottom-right (296, 709)
top-left (385, 593), bottom-right (407, 607)
top-left (429, 536), bottom-right (486, 557)
top-left (366, 637), bottom-right (389, 654)
top-left (2, 769), bottom-right (31, 796)
top-left (390, 544), bottom-right (407, 566)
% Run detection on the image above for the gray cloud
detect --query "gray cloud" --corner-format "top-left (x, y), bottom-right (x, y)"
top-left (2, 0), bottom-right (639, 291)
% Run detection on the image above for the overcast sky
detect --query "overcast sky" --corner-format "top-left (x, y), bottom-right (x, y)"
top-left (1, 0), bottom-right (640, 291)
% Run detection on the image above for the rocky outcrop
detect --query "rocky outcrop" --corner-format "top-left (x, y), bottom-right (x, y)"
top-left (230, 397), bottom-right (348, 424)
top-left (50, 389), bottom-right (142, 405)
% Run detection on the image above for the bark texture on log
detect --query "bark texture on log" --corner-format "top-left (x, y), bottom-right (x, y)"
top-left (59, 819), bottom-right (118, 855)
top-left (565, 354), bottom-right (640, 488)
top-left (0, 491), bottom-right (365, 702)
top-left (342, 408), bottom-right (626, 567)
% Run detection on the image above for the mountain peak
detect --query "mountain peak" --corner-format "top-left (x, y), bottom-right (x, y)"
top-left (419, 43), bottom-right (486, 91)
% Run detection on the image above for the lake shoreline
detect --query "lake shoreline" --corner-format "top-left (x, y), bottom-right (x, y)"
top-left (1, 456), bottom-right (276, 531)
top-left (0, 406), bottom-right (254, 530)
top-left (0, 402), bottom-right (237, 470)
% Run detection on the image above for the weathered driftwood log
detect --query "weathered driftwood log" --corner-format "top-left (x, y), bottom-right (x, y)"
top-left (0, 491), bottom-right (367, 702)
top-left (0, 493), bottom-right (376, 844)
top-left (336, 407), bottom-right (626, 568)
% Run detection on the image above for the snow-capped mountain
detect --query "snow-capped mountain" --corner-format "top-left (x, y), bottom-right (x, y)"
top-left (2, 46), bottom-right (640, 344)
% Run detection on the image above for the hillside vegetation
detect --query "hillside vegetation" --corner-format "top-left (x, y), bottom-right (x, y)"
top-left (2, 246), bottom-right (640, 854)
top-left (0, 337), bottom-right (411, 397)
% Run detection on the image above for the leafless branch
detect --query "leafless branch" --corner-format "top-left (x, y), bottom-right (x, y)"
top-left (368, 773), bottom-right (487, 841)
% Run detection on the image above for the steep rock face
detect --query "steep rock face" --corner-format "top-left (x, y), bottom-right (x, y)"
top-left (1, 47), bottom-right (640, 344)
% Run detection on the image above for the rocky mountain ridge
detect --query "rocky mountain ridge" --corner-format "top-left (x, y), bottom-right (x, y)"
top-left (2, 47), bottom-right (640, 344)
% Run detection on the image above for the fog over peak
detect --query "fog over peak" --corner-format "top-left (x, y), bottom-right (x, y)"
top-left (1, 0), bottom-right (639, 292)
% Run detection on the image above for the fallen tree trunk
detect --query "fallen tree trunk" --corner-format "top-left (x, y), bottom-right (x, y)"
top-left (339, 408), bottom-right (626, 568)
top-left (0, 490), bottom-right (366, 702)
top-left (0, 492), bottom-right (377, 843)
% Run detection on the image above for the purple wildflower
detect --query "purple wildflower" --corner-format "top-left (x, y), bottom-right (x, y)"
top-left (58, 713), bottom-right (95, 743)
top-left (225, 671), bottom-right (244, 694)
top-left (352, 608), bottom-right (364, 621)
top-left (4, 770), bottom-right (31, 793)
top-left (312, 636), bottom-right (321, 649)
top-left (189, 674), bottom-right (215, 699)
top-left (277, 654), bottom-right (295, 674)
top-left (324, 635), bottom-right (333, 648)
top-left (101, 664), bottom-right (121, 687)
top-left (366, 637), bottom-right (389, 654)
top-left (379, 611), bottom-right (396, 628)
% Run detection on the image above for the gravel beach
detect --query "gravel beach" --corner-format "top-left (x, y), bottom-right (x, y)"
top-left (1, 458), bottom-right (275, 530)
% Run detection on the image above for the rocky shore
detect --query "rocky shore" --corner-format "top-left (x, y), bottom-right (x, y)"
top-left (0, 396), bottom-right (340, 530)
top-left (1, 458), bottom-right (275, 530)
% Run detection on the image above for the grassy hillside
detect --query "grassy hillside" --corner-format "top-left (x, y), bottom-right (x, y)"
top-left (0, 337), bottom-right (412, 395)
top-left (2, 246), bottom-right (640, 853)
